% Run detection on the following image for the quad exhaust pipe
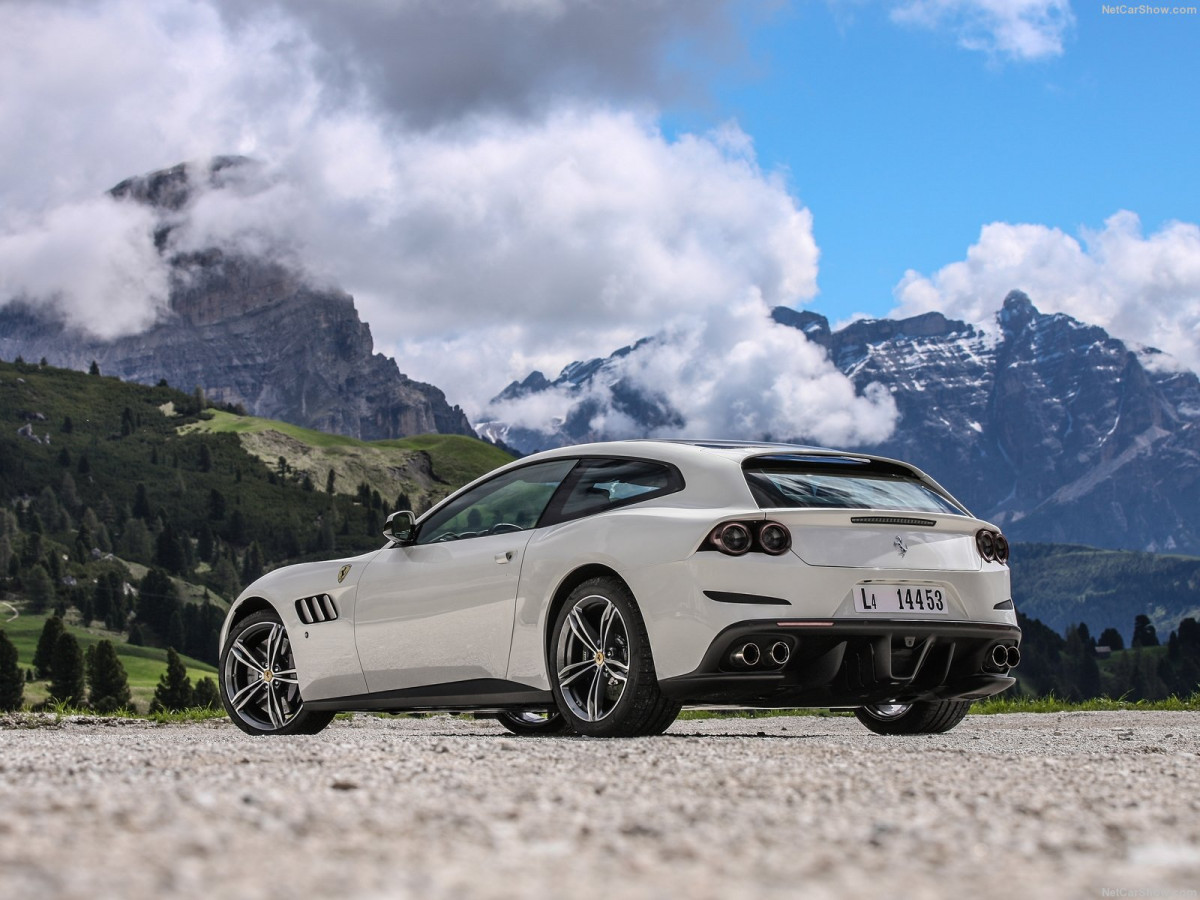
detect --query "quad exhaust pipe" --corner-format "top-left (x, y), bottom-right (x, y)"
top-left (730, 640), bottom-right (791, 670)
top-left (731, 642), bottom-right (761, 668)
top-left (988, 643), bottom-right (1021, 670)
top-left (769, 641), bottom-right (791, 666)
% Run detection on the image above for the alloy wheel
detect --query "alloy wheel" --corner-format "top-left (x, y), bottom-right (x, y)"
top-left (223, 620), bottom-right (302, 732)
top-left (554, 594), bottom-right (631, 722)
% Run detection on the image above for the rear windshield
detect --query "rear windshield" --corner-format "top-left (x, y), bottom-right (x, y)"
top-left (744, 457), bottom-right (964, 514)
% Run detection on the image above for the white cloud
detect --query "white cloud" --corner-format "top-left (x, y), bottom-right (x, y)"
top-left (483, 293), bottom-right (900, 447)
top-left (893, 211), bottom-right (1200, 370)
top-left (0, 0), bottom-right (899, 446)
top-left (890, 0), bottom-right (1075, 60)
top-left (0, 197), bottom-right (170, 338)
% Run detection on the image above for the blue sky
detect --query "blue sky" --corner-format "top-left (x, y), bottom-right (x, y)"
top-left (666, 1), bottom-right (1199, 323)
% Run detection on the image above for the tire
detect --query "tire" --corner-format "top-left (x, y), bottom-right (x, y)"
top-left (220, 610), bottom-right (335, 736)
top-left (854, 699), bottom-right (972, 735)
top-left (548, 576), bottom-right (680, 738)
top-left (495, 709), bottom-right (574, 736)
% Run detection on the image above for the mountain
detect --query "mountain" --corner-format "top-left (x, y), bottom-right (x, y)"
top-left (0, 158), bottom-right (475, 442)
top-left (480, 292), bottom-right (1200, 555)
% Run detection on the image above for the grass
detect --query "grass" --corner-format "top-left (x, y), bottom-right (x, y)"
top-left (971, 693), bottom-right (1200, 714)
top-left (374, 433), bottom-right (514, 487)
top-left (181, 409), bottom-right (364, 448)
top-left (2, 610), bottom-right (217, 712)
top-left (182, 410), bottom-right (512, 508)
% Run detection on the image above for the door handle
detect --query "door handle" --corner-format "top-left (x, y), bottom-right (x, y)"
top-left (494, 551), bottom-right (514, 564)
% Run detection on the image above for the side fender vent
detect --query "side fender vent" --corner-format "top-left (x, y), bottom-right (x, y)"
top-left (296, 594), bottom-right (339, 624)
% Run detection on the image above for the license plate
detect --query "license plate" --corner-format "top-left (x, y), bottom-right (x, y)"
top-left (854, 584), bottom-right (950, 615)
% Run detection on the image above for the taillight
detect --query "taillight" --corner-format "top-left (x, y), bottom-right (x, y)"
top-left (976, 529), bottom-right (1009, 565)
top-left (711, 522), bottom-right (752, 555)
top-left (758, 522), bottom-right (791, 555)
top-left (994, 533), bottom-right (1010, 563)
top-left (706, 521), bottom-right (791, 556)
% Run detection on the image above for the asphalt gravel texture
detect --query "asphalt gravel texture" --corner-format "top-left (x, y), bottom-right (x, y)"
top-left (1, 711), bottom-right (1198, 900)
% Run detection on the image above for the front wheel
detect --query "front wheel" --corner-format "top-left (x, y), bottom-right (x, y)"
top-left (854, 699), bottom-right (972, 735)
top-left (495, 709), bottom-right (574, 736)
top-left (549, 577), bottom-right (679, 738)
top-left (220, 610), bottom-right (335, 736)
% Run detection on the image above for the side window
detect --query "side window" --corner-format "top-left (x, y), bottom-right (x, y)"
top-left (546, 457), bottom-right (683, 524)
top-left (416, 459), bottom-right (577, 544)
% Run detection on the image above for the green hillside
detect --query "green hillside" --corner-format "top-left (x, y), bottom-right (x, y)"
top-left (3, 610), bottom-right (215, 711)
top-left (182, 410), bottom-right (511, 506)
top-left (0, 357), bottom-right (511, 710)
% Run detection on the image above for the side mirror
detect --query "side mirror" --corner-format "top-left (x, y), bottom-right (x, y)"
top-left (383, 510), bottom-right (416, 545)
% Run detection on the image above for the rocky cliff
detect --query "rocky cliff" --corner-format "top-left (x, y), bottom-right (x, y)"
top-left (0, 159), bottom-right (474, 441)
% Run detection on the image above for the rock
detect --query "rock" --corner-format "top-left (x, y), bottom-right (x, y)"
top-left (0, 159), bottom-right (475, 442)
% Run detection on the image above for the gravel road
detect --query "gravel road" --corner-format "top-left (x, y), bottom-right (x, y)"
top-left (1, 711), bottom-right (1198, 900)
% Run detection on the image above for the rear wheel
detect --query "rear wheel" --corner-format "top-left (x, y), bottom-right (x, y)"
top-left (495, 709), bottom-right (573, 736)
top-left (549, 577), bottom-right (680, 737)
top-left (220, 610), bottom-right (335, 736)
top-left (855, 699), bottom-right (972, 735)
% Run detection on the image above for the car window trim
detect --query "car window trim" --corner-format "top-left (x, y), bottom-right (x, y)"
top-left (538, 455), bottom-right (685, 528)
top-left (413, 457), bottom-right (582, 545)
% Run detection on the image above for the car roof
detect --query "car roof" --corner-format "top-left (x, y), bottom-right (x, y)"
top-left (522, 438), bottom-right (870, 467)
top-left (509, 439), bottom-right (961, 510)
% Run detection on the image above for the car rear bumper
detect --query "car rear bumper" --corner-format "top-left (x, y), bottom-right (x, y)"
top-left (658, 618), bottom-right (1021, 707)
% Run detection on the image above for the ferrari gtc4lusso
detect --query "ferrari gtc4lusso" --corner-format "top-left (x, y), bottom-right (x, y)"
top-left (218, 440), bottom-right (1020, 737)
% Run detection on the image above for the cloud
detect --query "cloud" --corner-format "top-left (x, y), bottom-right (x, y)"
top-left (0, 197), bottom-right (170, 338)
top-left (890, 0), bottom-right (1075, 60)
top-left (892, 211), bottom-right (1200, 370)
top-left (211, 0), bottom-right (735, 126)
top-left (483, 293), bottom-right (900, 447)
top-left (189, 110), bottom-right (820, 418)
top-left (0, 0), bottom-right (899, 446)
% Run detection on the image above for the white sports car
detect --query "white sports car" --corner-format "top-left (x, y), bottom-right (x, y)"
top-left (218, 440), bottom-right (1020, 737)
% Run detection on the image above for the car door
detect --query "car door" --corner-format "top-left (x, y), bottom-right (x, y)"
top-left (353, 459), bottom-right (576, 694)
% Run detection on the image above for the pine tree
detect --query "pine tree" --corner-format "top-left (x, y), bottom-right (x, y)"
top-left (132, 484), bottom-right (153, 520)
top-left (326, 468), bottom-right (337, 494)
top-left (137, 567), bottom-right (181, 638)
top-left (32, 614), bottom-right (65, 679)
top-left (1132, 614), bottom-right (1160, 648)
top-left (241, 541), bottom-right (264, 584)
top-left (166, 611), bottom-right (185, 653)
top-left (127, 622), bottom-right (145, 646)
top-left (154, 522), bottom-right (186, 574)
top-left (193, 677), bottom-right (220, 710)
top-left (26, 563), bottom-right (56, 614)
top-left (88, 360), bottom-right (100, 376)
top-left (87, 640), bottom-right (132, 713)
top-left (1098, 627), bottom-right (1125, 652)
top-left (0, 630), bottom-right (24, 711)
top-left (49, 632), bottom-right (86, 706)
top-left (149, 648), bottom-right (194, 712)
top-left (197, 524), bottom-right (215, 563)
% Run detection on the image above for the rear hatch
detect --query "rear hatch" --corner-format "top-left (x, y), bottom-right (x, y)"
top-left (742, 452), bottom-right (982, 571)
